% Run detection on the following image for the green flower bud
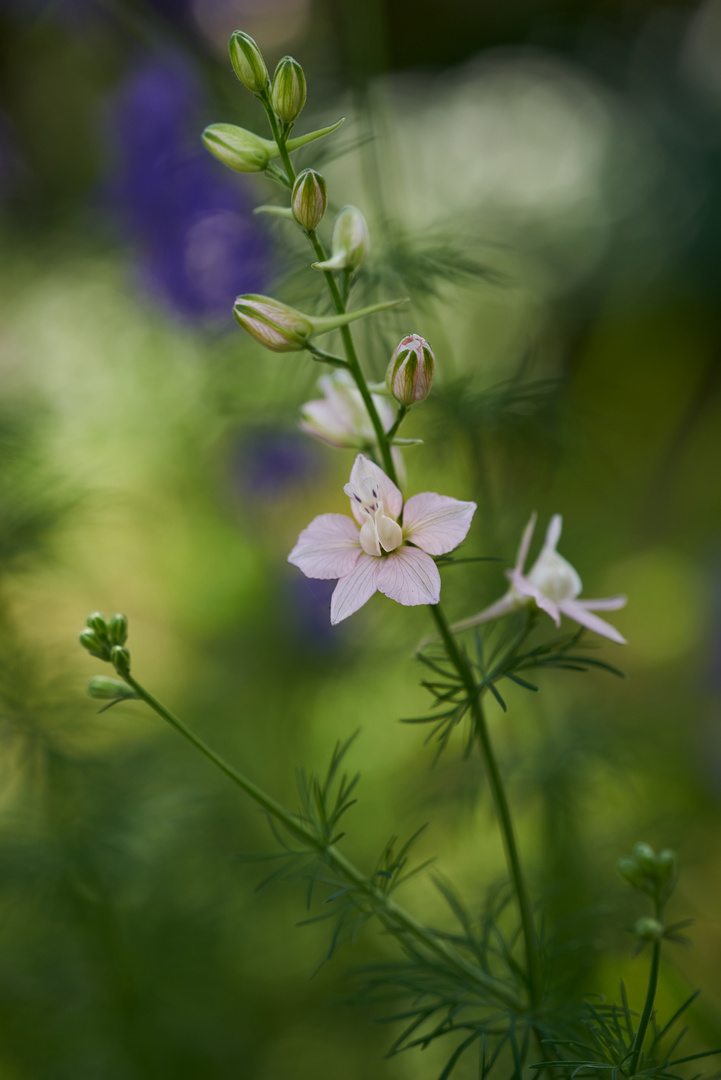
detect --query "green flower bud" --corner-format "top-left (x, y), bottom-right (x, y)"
top-left (634, 916), bottom-right (664, 942)
top-left (633, 842), bottom-right (657, 876)
top-left (111, 645), bottom-right (131, 677)
top-left (386, 334), bottom-right (435, 406)
top-left (86, 611), bottom-right (108, 637)
top-left (234, 295), bottom-right (314, 352)
top-left (617, 856), bottom-right (645, 889)
top-left (291, 169), bottom-right (327, 230)
top-left (312, 205), bottom-right (369, 272)
top-left (228, 30), bottom-right (269, 94)
top-left (87, 676), bottom-right (136, 701)
top-left (271, 56), bottom-right (306, 123)
top-left (79, 628), bottom-right (110, 660)
top-left (234, 293), bottom-right (408, 354)
top-left (108, 613), bottom-right (128, 646)
top-left (202, 124), bottom-right (270, 173)
top-left (656, 849), bottom-right (677, 882)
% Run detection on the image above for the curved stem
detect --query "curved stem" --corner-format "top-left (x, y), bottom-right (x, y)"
top-left (122, 672), bottom-right (519, 1012)
top-left (428, 604), bottom-right (542, 1007)
top-left (628, 934), bottom-right (661, 1075)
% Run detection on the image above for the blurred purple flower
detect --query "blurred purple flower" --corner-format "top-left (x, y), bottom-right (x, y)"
top-left (284, 575), bottom-right (340, 652)
top-left (107, 53), bottom-right (271, 322)
top-left (230, 430), bottom-right (321, 499)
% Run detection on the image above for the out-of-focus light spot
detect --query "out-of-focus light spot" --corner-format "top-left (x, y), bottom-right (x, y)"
top-left (229, 430), bottom-right (320, 499)
top-left (679, 0), bottom-right (721, 110)
top-left (191, 0), bottom-right (311, 56)
top-left (606, 549), bottom-right (707, 665)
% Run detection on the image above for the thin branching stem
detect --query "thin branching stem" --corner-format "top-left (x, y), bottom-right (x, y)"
top-left (122, 671), bottom-right (519, 1012)
top-left (428, 604), bottom-right (542, 1008)
top-left (262, 99), bottom-right (400, 485)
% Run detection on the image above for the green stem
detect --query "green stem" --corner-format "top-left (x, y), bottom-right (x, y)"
top-left (261, 99), bottom-right (398, 486)
top-left (386, 404), bottom-right (409, 442)
top-left (428, 604), bottom-right (542, 1006)
top-left (122, 672), bottom-right (519, 1012)
top-left (628, 933), bottom-right (661, 1075)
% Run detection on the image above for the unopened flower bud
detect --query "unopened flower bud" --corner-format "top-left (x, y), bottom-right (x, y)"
top-left (111, 645), bottom-right (131, 677)
top-left (617, 856), bottom-right (644, 889)
top-left (87, 676), bottom-right (136, 700)
top-left (202, 123), bottom-right (270, 173)
top-left (634, 917), bottom-right (664, 942)
top-left (234, 294), bottom-right (314, 352)
top-left (271, 56), bottom-right (306, 123)
top-left (234, 294), bottom-right (408, 354)
top-left (228, 30), bottom-right (269, 94)
top-left (386, 334), bottom-right (435, 406)
top-left (87, 611), bottom-right (108, 637)
top-left (656, 849), bottom-right (677, 881)
top-left (313, 205), bottom-right (369, 272)
top-left (79, 628), bottom-right (110, 660)
top-left (291, 169), bottom-right (327, 230)
top-left (633, 842), bottom-right (657, 876)
top-left (108, 613), bottom-right (128, 646)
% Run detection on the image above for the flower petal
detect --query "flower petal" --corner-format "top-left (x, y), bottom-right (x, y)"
top-left (402, 492), bottom-right (477, 556)
top-left (542, 513), bottom-right (563, 554)
top-left (559, 599), bottom-right (627, 644)
top-left (450, 591), bottom-right (519, 633)
top-left (510, 569), bottom-right (562, 626)
top-left (348, 454), bottom-right (403, 524)
top-left (288, 514), bottom-right (361, 579)
top-left (515, 512), bottom-right (537, 572)
top-left (576, 595), bottom-right (627, 611)
top-left (330, 554), bottom-right (380, 624)
top-left (376, 546), bottom-right (441, 606)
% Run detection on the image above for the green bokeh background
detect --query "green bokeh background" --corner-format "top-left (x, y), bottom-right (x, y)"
top-left (0, 0), bottom-right (720, 1076)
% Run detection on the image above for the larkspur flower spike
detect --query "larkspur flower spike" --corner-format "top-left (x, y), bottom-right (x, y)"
top-left (288, 454), bottom-right (476, 624)
top-left (453, 513), bottom-right (627, 643)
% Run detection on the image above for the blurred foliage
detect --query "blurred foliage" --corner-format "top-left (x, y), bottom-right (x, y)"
top-left (0, 0), bottom-right (720, 1077)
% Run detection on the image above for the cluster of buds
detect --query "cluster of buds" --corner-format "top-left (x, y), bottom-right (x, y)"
top-left (386, 334), bottom-right (435, 406)
top-left (79, 611), bottom-right (131, 677)
top-left (226, 30), bottom-right (306, 125)
top-left (618, 842), bottom-right (677, 896)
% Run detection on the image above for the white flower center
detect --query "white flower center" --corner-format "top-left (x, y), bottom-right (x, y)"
top-left (344, 477), bottom-right (403, 557)
top-left (527, 550), bottom-right (582, 603)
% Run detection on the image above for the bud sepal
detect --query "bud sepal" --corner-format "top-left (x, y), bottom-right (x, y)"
top-left (203, 119), bottom-right (344, 176)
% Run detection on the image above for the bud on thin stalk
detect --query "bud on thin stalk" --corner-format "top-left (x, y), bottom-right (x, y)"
top-left (87, 676), bottom-right (136, 701)
top-left (312, 205), bottom-right (369, 272)
top-left (202, 124), bottom-right (271, 173)
top-left (234, 294), bottom-right (408, 354)
top-left (291, 169), bottom-right (327, 230)
top-left (228, 31), bottom-right (269, 94)
top-left (109, 613), bottom-right (128, 646)
top-left (271, 56), bottom-right (306, 123)
top-left (111, 646), bottom-right (131, 677)
top-left (386, 334), bottom-right (435, 406)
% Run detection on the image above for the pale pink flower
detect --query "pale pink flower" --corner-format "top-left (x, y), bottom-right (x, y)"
top-left (299, 370), bottom-right (406, 484)
top-left (288, 454), bottom-right (477, 624)
top-left (454, 512), bottom-right (627, 644)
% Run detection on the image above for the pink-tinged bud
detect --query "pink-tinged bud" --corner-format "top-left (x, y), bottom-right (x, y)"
top-left (228, 31), bottom-right (269, 94)
top-left (312, 205), bottom-right (369, 272)
top-left (386, 334), bottom-right (435, 406)
top-left (291, 169), bottom-right (327, 230)
top-left (233, 295), bottom-right (314, 352)
top-left (202, 123), bottom-right (270, 173)
top-left (271, 56), bottom-right (306, 123)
